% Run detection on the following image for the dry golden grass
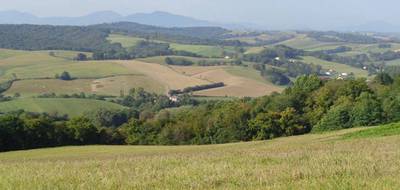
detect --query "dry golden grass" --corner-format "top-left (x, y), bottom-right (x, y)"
top-left (192, 68), bottom-right (282, 97)
top-left (5, 75), bottom-right (165, 97)
top-left (167, 64), bottom-right (282, 97)
top-left (169, 65), bottom-right (228, 76)
top-left (0, 127), bottom-right (399, 189)
top-left (92, 75), bottom-right (165, 95)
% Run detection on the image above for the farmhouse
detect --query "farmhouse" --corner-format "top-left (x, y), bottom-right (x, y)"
top-left (169, 95), bottom-right (178, 102)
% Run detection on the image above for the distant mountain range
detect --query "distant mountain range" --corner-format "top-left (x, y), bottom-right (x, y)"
top-left (0, 10), bottom-right (257, 29)
top-left (0, 10), bottom-right (399, 33)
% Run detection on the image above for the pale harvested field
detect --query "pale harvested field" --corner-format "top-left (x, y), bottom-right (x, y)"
top-left (165, 65), bottom-right (282, 97)
top-left (0, 127), bottom-right (399, 189)
top-left (5, 75), bottom-right (166, 97)
top-left (170, 65), bottom-right (228, 76)
top-left (92, 75), bottom-right (165, 95)
top-left (192, 69), bottom-right (282, 97)
top-left (115, 60), bottom-right (210, 92)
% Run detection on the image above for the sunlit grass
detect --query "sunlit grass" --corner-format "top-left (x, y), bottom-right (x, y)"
top-left (0, 126), bottom-right (399, 189)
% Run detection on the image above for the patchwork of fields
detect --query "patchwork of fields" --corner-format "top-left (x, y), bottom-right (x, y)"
top-left (0, 125), bottom-right (399, 189)
top-left (0, 49), bottom-right (282, 98)
top-left (3, 32), bottom-right (400, 115)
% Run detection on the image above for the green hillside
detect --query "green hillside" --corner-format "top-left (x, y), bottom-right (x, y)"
top-left (108, 34), bottom-right (236, 57)
top-left (0, 124), bottom-right (399, 189)
top-left (0, 49), bottom-right (135, 83)
top-left (0, 98), bottom-right (126, 117)
top-left (301, 56), bottom-right (369, 78)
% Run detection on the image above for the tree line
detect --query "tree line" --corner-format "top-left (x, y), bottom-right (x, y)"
top-left (165, 57), bottom-right (242, 66)
top-left (168, 82), bottom-right (225, 96)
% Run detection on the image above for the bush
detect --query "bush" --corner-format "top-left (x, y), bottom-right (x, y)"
top-left (74, 53), bottom-right (88, 61)
top-left (165, 57), bottom-right (194, 66)
top-left (59, 71), bottom-right (72, 80)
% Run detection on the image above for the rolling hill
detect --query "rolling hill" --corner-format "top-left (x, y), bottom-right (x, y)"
top-left (0, 124), bottom-right (399, 189)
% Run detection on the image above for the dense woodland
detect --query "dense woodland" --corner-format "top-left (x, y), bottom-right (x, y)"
top-left (2, 74), bottom-right (400, 151)
top-left (0, 24), bottom-right (114, 51)
top-left (0, 23), bottom-right (240, 52)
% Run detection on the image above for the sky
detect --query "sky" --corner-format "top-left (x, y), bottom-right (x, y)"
top-left (0, 0), bottom-right (398, 30)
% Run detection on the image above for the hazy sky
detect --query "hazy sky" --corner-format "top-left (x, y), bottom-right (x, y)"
top-left (0, 0), bottom-right (398, 29)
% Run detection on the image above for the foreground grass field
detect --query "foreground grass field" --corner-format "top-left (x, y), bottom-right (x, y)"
top-left (0, 124), bottom-right (399, 189)
top-left (0, 98), bottom-right (126, 117)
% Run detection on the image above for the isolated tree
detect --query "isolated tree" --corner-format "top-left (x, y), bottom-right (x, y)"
top-left (59, 71), bottom-right (72, 80)
top-left (74, 53), bottom-right (88, 61)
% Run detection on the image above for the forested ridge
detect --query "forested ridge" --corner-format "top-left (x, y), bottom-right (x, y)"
top-left (0, 24), bottom-right (113, 51)
top-left (0, 23), bottom-right (235, 52)
top-left (1, 73), bottom-right (400, 152)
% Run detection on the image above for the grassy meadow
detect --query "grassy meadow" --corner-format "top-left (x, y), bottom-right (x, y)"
top-left (301, 56), bottom-right (369, 78)
top-left (139, 55), bottom-right (232, 65)
top-left (0, 98), bottom-right (126, 117)
top-left (5, 75), bottom-right (165, 97)
top-left (278, 35), bottom-right (343, 50)
top-left (108, 34), bottom-right (236, 57)
top-left (0, 124), bottom-right (399, 189)
top-left (0, 50), bottom-right (135, 83)
top-left (0, 49), bottom-right (169, 96)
